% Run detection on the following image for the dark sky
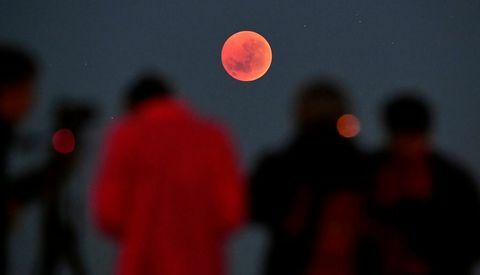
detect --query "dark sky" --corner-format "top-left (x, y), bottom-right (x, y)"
top-left (1, 0), bottom-right (480, 274)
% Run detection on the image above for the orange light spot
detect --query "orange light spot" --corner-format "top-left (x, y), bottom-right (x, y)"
top-left (221, 31), bottom-right (272, 82)
top-left (336, 114), bottom-right (361, 138)
top-left (52, 128), bottom-right (75, 154)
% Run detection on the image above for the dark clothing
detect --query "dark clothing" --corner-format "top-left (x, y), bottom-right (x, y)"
top-left (251, 128), bottom-right (366, 275)
top-left (363, 152), bottom-right (480, 275)
top-left (35, 153), bottom-right (87, 275)
top-left (38, 209), bottom-right (86, 275)
top-left (0, 120), bottom-right (13, 275)
top-left (0, 119), bottom-right (87, 275)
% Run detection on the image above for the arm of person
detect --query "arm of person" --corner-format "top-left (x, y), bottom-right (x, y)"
top-left (250, 154), bottom-right (280, 228)
top-left (91, 122), bottom-right (134, 240)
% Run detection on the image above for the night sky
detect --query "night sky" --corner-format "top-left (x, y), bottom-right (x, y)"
top-left (1, 0), bottom-right (480, 274)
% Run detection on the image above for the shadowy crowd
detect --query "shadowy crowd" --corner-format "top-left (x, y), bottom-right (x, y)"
top-left (1, 45), bottom-right (480, 275)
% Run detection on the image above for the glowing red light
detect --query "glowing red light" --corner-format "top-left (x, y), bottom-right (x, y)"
top-left (52, 128), bottom-right (75, 154)
top-left (336, 114), bottom-right (361, 138)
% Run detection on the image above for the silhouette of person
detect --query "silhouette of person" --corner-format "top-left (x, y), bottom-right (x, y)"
top-left (34, 103), bottom-right (92, 275)
top-left (365, 94), bottom-right (480, 275)
top-left (0, 46), bottom-right (91, 275)
top-left (250, 79), bottom-right (366, 275)
top-left (0, 44), bottom-right (36, 275)
top-left (91, 73), bottom-right (245, 275)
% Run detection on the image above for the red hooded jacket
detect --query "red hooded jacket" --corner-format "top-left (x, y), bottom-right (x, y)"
top-left (92, 98), bottom-right (245, 275)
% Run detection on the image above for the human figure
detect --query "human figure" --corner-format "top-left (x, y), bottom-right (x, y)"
top-left (365, 94), bottom-right (480, 275)
top-left (0, 45), bottom-right (36, 275)
top-left (91, 74), bottom-right (245, 275)
top-left (35, 103), bottom-right (92, 275)
top-left (0, 45), bottom-right (91, 275)
top-left (250, 79), bottom-right (366, 275)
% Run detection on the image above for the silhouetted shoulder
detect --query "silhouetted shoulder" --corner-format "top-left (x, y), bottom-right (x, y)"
top-left (430, 152), bottom-right (479, 196)
top-left (253, 147), bottom-right (291, 174)
top-left (431, 153), bottom-right (474, 178)
top-left (107, 114), bottom-right (135, 134)
top-left (99, 114), bottom-right (140, 156)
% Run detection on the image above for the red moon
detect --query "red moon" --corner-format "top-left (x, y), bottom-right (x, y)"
top-left (221, 31), bottom-right (272, 82)
top-left (336, 114), bottom-right (361, 138)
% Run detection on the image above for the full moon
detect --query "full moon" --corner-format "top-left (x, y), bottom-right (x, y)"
top-left (336, 114), bottom-right (361, 138)
top-left (221, 31), bottom-right (272, 82)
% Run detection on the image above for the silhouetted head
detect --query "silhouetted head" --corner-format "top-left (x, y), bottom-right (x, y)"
top-left (383, 93), bottom-right (432, 157)
top-left (126, 73), bottom-right (173, 111)
top-left (0, 45), bottom-right (37, 123)
top-left (295, 78), bottom-right (349, 133)
top-left (54, 102), bottom-right (94, 131)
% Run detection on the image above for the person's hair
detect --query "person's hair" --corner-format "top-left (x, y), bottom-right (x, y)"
top-left (0, 44), bottom-right (37, 92)
top-left (126, 73), bottom-right (173, 110)
top-left (295, 78), bottom-right (348, 130)
top-left (384, 93), bottom-right (431, 134)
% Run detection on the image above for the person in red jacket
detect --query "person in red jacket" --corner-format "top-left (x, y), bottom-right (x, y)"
top-left (92, 74), bottom-right (246, 275)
